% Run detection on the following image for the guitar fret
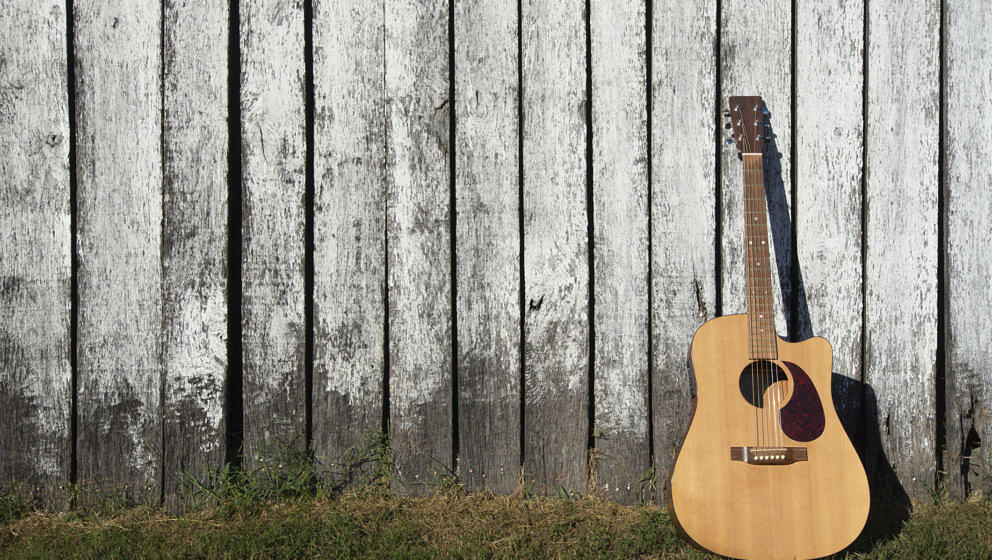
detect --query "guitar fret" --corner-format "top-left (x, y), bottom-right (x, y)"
top-left (741, 152), bottom-right (776, 355)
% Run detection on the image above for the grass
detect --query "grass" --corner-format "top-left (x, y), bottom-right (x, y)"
top-left (2, 435), bottom-right (990, 559)
top-left (1, 490), bottom-right (991, 559)
top-left (0, 485), bottom-right (29, 526)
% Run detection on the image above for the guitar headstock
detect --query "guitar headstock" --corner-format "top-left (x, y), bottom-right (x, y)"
top-left (725, 96), bottom-right (770, 155)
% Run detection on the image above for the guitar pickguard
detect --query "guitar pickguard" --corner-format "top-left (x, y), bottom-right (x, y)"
top-left (780, 361), bottom-right (825, 442)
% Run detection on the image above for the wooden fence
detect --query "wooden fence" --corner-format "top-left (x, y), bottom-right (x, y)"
top-left (1, 0), bottom-right (990, 510)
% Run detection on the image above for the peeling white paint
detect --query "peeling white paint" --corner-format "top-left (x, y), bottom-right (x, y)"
top-left (650, 0), bottom-right (717, 501)
top-left (385, 0), bottom-right (452, 493)
top-left (945, 0), bottom-right (992, 497)
top-left (589, 0), bottom-right (650, 504)
top-left (312, 0), bottom-right (386, 466)
top-left (794, 0), bottom-right (864, 391)
top-left (454, 0), bottom-right (521, 493)
top-left (161, 0), bottom-right (230, 503)
top-left (521, 0), bottom-right (589, 495)
top-left (865, 0), bottom-right (939, 498)
top-left (167, 288), bottom-right (227, 438)
top-left (240, 0), bottom-right (307, 468)
top-left (74, 0), bottom-right (163, 498)
top-left (721, 0), bottom-right (793, 333)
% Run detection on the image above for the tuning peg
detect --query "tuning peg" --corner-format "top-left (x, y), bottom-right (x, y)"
top-left (726, 138), bottom-right (735, 145)
top-left (725, 123), bottom-right (732, 129)
top-left (762, 108), bottom-right (770, 115)
top-left (723, 109), bottom-right (731, 116)
top-left (764, 136), bottom-right (772, 143)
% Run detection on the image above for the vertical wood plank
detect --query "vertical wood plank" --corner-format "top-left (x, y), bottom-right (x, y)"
top-left (0, 0), bottom-right (72, 504)
top-left (590, 0), bottom-right (650, 504)
top-left (74, 0), bottom-right (162, 503)
top-left (794, 0), bottom-right (863, 430)
top-left (944, 0), bottom-right (992, 499)
top-left (521, 0), bottom-right (589, 496)
top-left (865, 0), bottom-right (939, 500)
top-left (385, 0), bottom-right (452, 494)
top-left (312, 0), bottom-right (386, 485)
top-left (650, 0), bottom-right (717, 502)
top-left (161, 0), bottom-right (229, 508)
top-left (454, 0), bottom-right (521, 493)
top-left (240, 0), bottom-right (307, 468)
top-left (720, 0), bottom-right (792, 334)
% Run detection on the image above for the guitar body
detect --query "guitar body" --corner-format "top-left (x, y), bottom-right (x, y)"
top-left (667, 314), bottom-right (870, 560)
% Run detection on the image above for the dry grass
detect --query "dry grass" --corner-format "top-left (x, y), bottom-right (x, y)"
top-left (2, 490), bottom-right (991, 559)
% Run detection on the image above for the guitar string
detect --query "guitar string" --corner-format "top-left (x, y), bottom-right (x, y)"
top-left (738, 109), bottom-right (759, 447)
top-left (754, 155), bottom-right (771, 450)
top-left (756, 155), bottom-right (779, 451)
top-left (747, 136), bottom-right (776, 525)
top-left (746, 103), bottom-right (784, 528)
top-left (740, 115), bottom-right (763, 448)
top-left (741, 109), bottom-right (781, 451)
top-left (749, 105), bottom-right (783, 452)
top-left (745, 125), bottom-right (766, 449)
top-left (745, 117), bottom-right (761, 448)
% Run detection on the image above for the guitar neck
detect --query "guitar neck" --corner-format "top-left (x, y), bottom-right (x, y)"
top-left (742, 153), bottom-right (778, 359)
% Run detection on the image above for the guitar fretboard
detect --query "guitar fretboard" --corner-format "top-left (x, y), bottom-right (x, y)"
top-left (742, 154), bottom-right (778, 359)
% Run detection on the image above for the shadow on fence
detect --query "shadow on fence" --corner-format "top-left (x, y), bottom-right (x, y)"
top-left (762, 121), bottom-right (911, 546)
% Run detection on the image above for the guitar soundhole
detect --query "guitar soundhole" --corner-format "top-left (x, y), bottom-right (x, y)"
top-left (738, 360), bottom-right (788, 408)
top-left (737, 360), bottom-right (826, 442)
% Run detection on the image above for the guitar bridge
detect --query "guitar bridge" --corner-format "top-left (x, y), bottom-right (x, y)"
top-left (731, 446), bottom-right (807, 465)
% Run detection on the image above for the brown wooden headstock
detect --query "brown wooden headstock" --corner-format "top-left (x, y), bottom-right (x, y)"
top-left (726, 96), bottom-right (770, 154)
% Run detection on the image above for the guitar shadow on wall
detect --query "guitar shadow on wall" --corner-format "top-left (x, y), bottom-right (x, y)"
top-left (760, 120), bottom-right (911, 548)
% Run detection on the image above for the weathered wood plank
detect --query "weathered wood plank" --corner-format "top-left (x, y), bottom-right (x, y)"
top-left (794, 0), bottom-right (864, 433)
top-left (944, 0), bottom-right (992, 499)
top-left (650, 0), bottom-right (717, 503)
top-left (521, 0), bottom-right (589, 497)
top-left (720, 0), bottom-right (792, 334)
top-left (454, 0), bottom-right (521, 494)
top-left (590, 0), bottom-right (650, 504)
top-left (311, 0), bottom-right (386, 486)
top-left (0, 0), bottom-right (72, 505)
top-left (161, 0), bottom-right (229, 509)
top-left (74, 0), bottom-right (162, 504)
top-left (864, 0), bottom-right (939, 500)
top-left (240, 0), bottom-right (307, 468)
top-left (385, 0), bottom-right (452, 495)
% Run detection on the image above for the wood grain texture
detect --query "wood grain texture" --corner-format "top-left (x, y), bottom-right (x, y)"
top-left (161, 0), bottom-right (229, 509)
top-left (590, 0), bottom-right (650, 504)
top-left (0, 0), bottom-right (72, 504)
top-left (521, 0), bottom-right (589, 497)
top-left (385, 0), bottom-right (452, 495)
top-left (311, 0), bottom-right (386, 485)
top-left (794, 0), bottom-right (864, 436)
top-left (944, 0), bottom-right (992, 499)
top-left (240, 0), bottom-right (307, 468)
top-left (720, 0), bottom-right (792, 336)
top-left (669, 314), bottom-right (869, 560)
top-left (454, 0), bottom-right (521, 494)
top-left (650, 0), bottom-right (717, 503)
top-left (74, 0), bottom-right (162, 503)
top-left (864, 0), bottom-right (939, 500)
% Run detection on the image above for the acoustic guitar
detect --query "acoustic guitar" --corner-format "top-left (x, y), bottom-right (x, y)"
top-left (666, 96), bottom-right (870, 560)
